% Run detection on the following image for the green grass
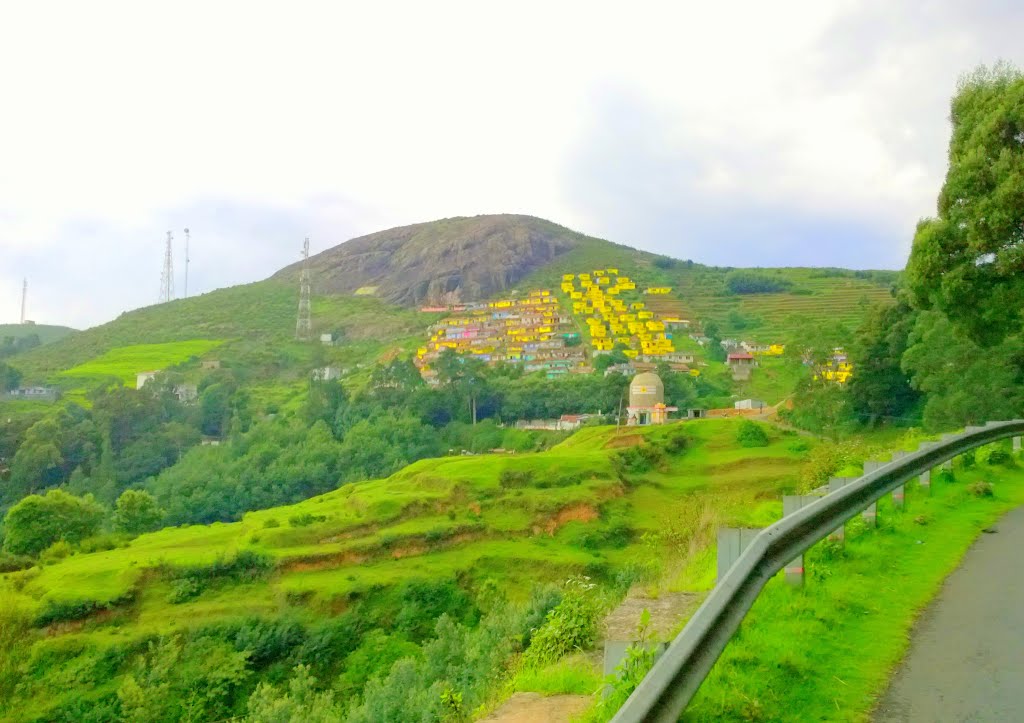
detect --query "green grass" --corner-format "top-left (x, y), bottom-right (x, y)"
top-left (58, 340), bottom-right (224, 386)
top-left (1, 419), bottom-right (810, 629)
top-left (662, 458), bottom-right (1024, 721)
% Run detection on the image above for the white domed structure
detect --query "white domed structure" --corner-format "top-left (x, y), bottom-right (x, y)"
top-left (626, 372), bottom-right (675, 425)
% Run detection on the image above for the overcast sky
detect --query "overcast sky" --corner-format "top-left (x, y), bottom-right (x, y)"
top-left (1, 1), bottom-right (1021, 329)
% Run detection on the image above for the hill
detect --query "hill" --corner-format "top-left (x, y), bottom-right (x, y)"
top-left (271, 214), bottom-right (638, 306)
top-left (0, 323), bottom-right (76, 347)
top-left (0, 418), bottom-right (809, 720)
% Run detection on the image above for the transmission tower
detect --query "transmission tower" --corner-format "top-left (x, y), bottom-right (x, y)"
top-left (20, 278), bottom-right (27, 324)
top-left (183, 227), bottom-right (191, 298)
top-left (295, 237), bottom-right (312, 341)
top-left (159, 231), bottom-right (175, 303)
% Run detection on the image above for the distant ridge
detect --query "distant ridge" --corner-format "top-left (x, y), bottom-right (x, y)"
top-left (271, 214), bottom-right (602, 306)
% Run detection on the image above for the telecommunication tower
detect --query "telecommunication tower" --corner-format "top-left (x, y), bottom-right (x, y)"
top-left (183, 228), bottom-right (191, 298)
top-left (20, 278), bottom-right (27, 324)
top-left (295, 237), bottom-right (312, 341)
top-left (159, 231), bottom-right (175, 303)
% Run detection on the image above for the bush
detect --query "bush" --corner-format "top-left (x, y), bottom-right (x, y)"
top-left (499, 469), bottom-right (535, 489)
top-left (78, 533), bottom-right (128, 554)
top-left (736, 421), bottom-right (769, 448)
top-left (34, 590), bottom-right (136, 627)
top-left (653, 256), bottom-right (677, 269)
top-left (663, 429), bottom-right (689, 455)
top-left (724, 270), bottom-right (793, 295)
top-left (523, 576), bottom-right (601, 668)
top-left (611, 445), bottom-right (667, 475)
top-left (982, 447), bottom-right (1013, 466)
top-left (262, 517), bottom-right (281, 528)
top-left (39, 540), bottom-right (73, 565)
top-left (0, 551), bottom-right (34, 572)
top-left (288, 513), bottom-right (326, 527)
top-left (968, 481), bottom-right (994, 498)
top-left (167, 578), bottom-right (202, 604)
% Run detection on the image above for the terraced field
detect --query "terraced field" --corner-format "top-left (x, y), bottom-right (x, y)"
top-left (0, 419), bottom-right (820, 719)
top-left (673, 269), bottom-right (896, 342)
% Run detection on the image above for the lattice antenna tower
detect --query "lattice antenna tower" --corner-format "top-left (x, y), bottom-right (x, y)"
top-left (20, 278), bottom-right (27, 324)
top-left (159, 231), bottom-right (175, 303)
top-left (295, 237), bottom-right (312, 341)
top-left (183, 227), bottom-right (191, 298)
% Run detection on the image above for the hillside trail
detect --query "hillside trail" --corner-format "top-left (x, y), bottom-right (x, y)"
top-left (481, 590), bottom-right (702, 722)
top-left (873, 504), bottom-right (1024, 722)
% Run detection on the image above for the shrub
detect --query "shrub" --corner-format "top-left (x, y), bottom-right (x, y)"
top-left (968, 481), bottom-right (994, 498)
top-left (523, 576), bottom-right (600, 668)
top-left (262, 517), bottom-right (281, 528)
top-left (39, 540), bottom-right (73, 565)
top-left (0, 551), bottom-right (34, 573)
top-left (724, 270), bottom-right (793, 295)
top-left (78, 533), bottom-right (128, 554)
top-left (653, 256), bottom-right (677, 269)
top-left (288, 513), bottom-right (326, 527)
top-left (34, 590), bottom-right (136, 627)
top-left (112, 489), bottom-right (164, 536)
top-left (663, 429), bottom-right (689, 455)
top-left (168, 578), bottom-right (202, 604)
top-left (736, 421), bottom-right (769, 448)
top-left (611, 445), bottom-right (667, 475)
top-left (499, 469), bottom-right (535, 489)
top-left (982, 447), bottom-right (1013, 466)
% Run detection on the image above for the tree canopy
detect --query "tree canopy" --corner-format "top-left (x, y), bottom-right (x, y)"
top-left (906, 63), bottom-right (1024, 345)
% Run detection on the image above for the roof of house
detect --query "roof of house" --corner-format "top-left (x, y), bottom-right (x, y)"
top-left (728, 352), bottom-right (754, 361)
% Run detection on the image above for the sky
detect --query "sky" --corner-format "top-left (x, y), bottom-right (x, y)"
top-left (1, 0), bottom-right (1022, 330)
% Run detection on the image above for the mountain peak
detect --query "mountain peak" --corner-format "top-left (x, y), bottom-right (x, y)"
top-left (271, 214), bottom-right (592, 305)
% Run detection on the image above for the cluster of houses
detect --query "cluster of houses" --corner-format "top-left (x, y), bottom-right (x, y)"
top-left (1, 385), bottom-right (59, 402)
top-left (562, 269), bottom-right (690, 360)
top-left (817, 348), bottom-right (854, 384)
top-left (415, 290), bottom-right (588, 382)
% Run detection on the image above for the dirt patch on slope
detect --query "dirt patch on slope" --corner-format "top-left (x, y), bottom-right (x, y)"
top-left (481, 693), bottom-right (592, 723)
top-left (604, 434), bottom-right (644, 449)
top-left (536, 503), bottom-right (600, 536)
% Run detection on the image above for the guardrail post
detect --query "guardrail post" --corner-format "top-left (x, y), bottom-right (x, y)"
top-left (716, 527), bottom-right (761, 582)
top-left (917, 441), bottom-right (936, 493)
top-left (890, 451), bottom-right (908, 508)
top-left (783, 496), bottom-right (820, 585)
top-left (827, 477), bottom-right (855, 541)
top-left (940, 433), bottom-right (957, 470)
top-left (1014, 436), bottom-right (1022, 453)
top-left (862, 461), bottom-right (885, 526)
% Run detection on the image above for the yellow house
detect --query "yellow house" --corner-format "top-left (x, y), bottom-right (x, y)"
top-left (562, 273), bottom-right (575, 281)
top-left (607, 268), bottom-right (619, 275)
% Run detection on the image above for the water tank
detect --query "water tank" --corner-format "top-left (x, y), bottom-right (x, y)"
top-left (629, 372), bottom-right (664, 408)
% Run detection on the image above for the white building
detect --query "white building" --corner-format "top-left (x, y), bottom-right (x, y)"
top-left (136, 370), bottom-right (160, 389)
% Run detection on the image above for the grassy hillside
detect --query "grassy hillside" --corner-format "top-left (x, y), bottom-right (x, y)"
top-left (0, 419), bottom-right (811, 719)
top-left (0, 324), bottom-right (76, 346)
top-left (8, 281), bottom-right (433, 400)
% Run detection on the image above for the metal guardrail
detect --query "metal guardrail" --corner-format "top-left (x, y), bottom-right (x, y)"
top-left (612, 419), bottom-right (1024, 723)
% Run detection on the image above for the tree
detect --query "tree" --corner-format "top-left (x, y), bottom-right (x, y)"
top-left (901, 311), bottom-right (1024, 430)
top-left (3, 489), bottom-right (106, 556)
top-left (113, 489), bottom-right (164, 535)
top-left (847, 299), bottom-right (922, 425)
top-left (906, 63), bottom-right (1024, 346)
top-left (0, 361), bottom-right (21, 392)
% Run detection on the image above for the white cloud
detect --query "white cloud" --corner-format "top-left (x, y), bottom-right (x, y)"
top-left (0, 1), bottom-right (1021, 326)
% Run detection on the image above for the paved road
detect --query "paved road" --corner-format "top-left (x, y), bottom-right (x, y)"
top-left (875, 505), bottom-right (1024, 722)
